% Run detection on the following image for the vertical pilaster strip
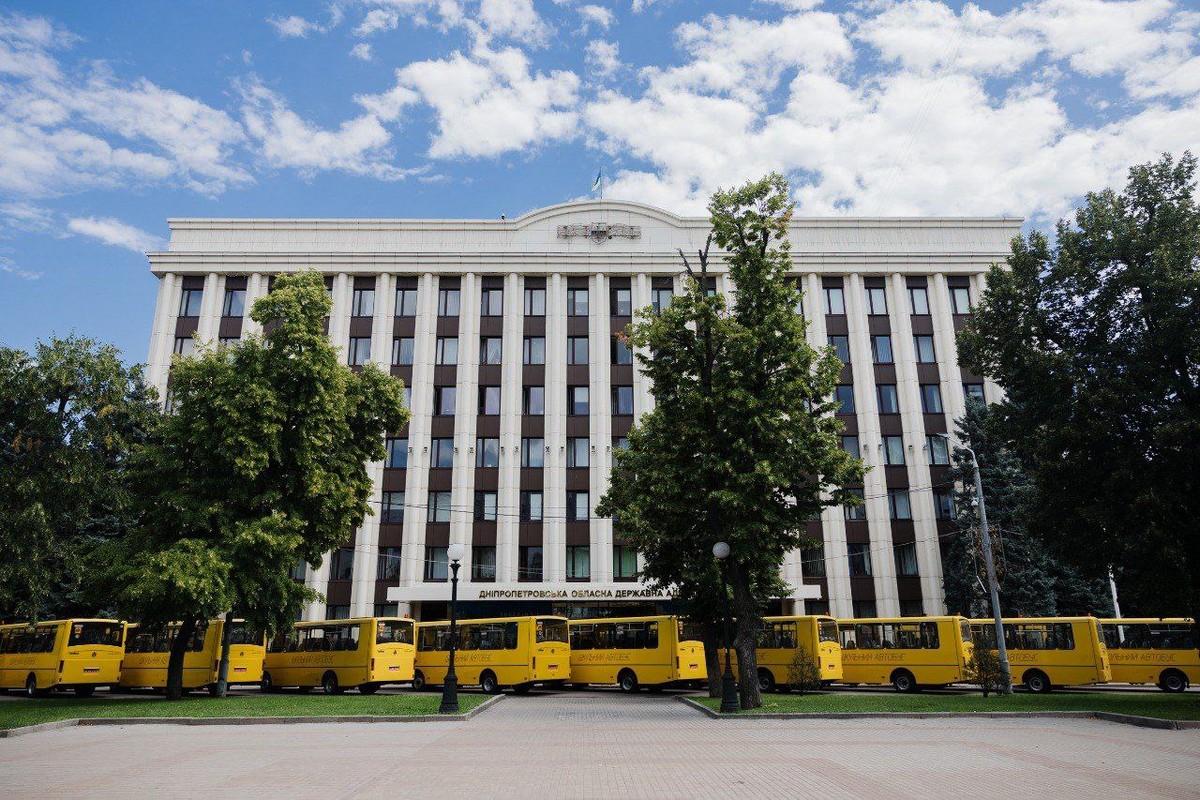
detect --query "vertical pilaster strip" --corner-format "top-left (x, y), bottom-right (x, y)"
top-left (400, 273), bottom-right (438, 590)
top-left (452, 274), bottom-right (480, 581)
top-left (147, 272), bottom-right (179, 402)
top-left (631, 272), bottom-right (653, 415)
top-left (196, 272), bottom-right (222, 344)
top-left (329, 273), bottom-right (352, 363)
top-left (498, 273), bottom-right (523, 583)
top-left (544, 273), bottom-right (567, 584)
top-left (242, 273), bottom-right (266, 337)
top-left (589, 272), bottom-right (612, 583)
top-left (930, 275), bottom-right (967, 431)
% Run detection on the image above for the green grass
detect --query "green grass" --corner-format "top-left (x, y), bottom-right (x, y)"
top-left (0, 691), bottom-right (488, 731)
top-left (694, 691), bottom-right (1200, 720)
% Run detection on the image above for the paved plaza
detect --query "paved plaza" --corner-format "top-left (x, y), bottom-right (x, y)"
top-left (2, 692), bottom-right (1199, 799)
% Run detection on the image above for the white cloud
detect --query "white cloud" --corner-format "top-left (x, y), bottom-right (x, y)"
top-left (267, 15), bottom-right (326, 38)
top-left (630, 0), bottom-right (658, 12)
top-left (67, 216), bottom-right (163, 252)
top-left (0, 256), bottom-right (41, 280)
top-left (350, 42), bottom-right (373, 60)
top-left (585, 40), bottom-right (621, 78)
top-left (354, 8), bottom-right (401, 36)
top-left (478, 0), bottom-right (551, 45)
top-left (0, 201), bottom-right (55, 233)
top-left (577, 5), bottom-right (614, 33)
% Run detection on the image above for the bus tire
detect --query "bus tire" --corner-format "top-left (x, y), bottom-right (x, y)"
top-left (321, 671), bottom-right (343, 695)
top-left (1023, 669), bottom-right (1052, 694)
top-left (207, 684), bottom-right (221, 697)
top-left (25, 675), bottom-right (41, 698)
top-left (757, 668), bottom-right (776, 694)
top-left (890, 669), bottom-right (918, 693)
top-left (358, 683), bottom-right (379, 695)
top-left (261, 673), bottom-right (278, 694)
top-left (1159, 669), bottom-right (1188, 693)
top-left (513, 683), bottom-right (533, 695)
top-left (480, 670), bottom-right (501, 695)
top-left (618, 669), bottom-right (639, 693)
top-left (73, 685), bottom-right (95, 698)
top-left (411, 671), bottom-right (427, 692)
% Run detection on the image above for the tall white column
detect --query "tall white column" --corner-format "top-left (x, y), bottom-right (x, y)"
top-left (544, 274), bottom-right (567, 583)
top-left (930, 275), bottom-right (967, 431)
top-left (451, 274), bottom-right (480, 580)
top-left (242, 273), bottom-right (267, 337)
top-left (971, 272), bottom-right (1003, 404)
top-left (328, 273), bottom-right (352, 363)
top-left (399, 273), bottom-right (439, 589)
top-left (631, 273), bottom-right (653, 416)
top-left (497, 273), bottom-right (523, 583)
top-left (147, 272), bottom-right (180, 401)
top-left (195, 272), bottom-right (223, 344)
top-left (589, 273), bottom-right (613, 583)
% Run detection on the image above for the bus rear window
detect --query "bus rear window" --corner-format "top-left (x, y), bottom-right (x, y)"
top-left (536, 619), bottom-right (568, 644)
top-left (819, 620), bottom-right (838, 644)
top-left (377, 620), bottom-right (414, 645)
top-left (69, 622), bottom-right (123, 647)
top-left (960, 620), bottom-right (972, 644)
top-left (227, 622), bottom-right (262, 646)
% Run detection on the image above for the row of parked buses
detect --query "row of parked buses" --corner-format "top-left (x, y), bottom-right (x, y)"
top-left (1, 615), bottom-right (1196, 698)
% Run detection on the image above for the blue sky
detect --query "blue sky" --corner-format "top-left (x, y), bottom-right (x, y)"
top-left (1, 0), bottom-right (1197, 362)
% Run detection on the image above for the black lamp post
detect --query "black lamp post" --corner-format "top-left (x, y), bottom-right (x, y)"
top-left (712, 541), bottom-right (740, 713)
top-left (439, 543), bottom-right (465, 714)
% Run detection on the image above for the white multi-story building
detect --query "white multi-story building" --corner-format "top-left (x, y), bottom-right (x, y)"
top-left (146, 200), bottom-right (1020, 621)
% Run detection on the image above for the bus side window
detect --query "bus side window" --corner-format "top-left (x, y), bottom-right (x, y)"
top-left (1054, 623), bottom-right (1075, 650)
top-left (596, 623), bottom-right (614, 650)
top-left (647, 622), bottom-right (659, 649)
top-left (920, 622), bottom-right (940, 649)
top-left (505, 622), bottom-right (519, 650)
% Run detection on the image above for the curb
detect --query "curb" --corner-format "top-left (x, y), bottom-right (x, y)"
top-left (675, 696), bottom-right (1200, 730)
top-left (0, 694), bottom-right (504, 739)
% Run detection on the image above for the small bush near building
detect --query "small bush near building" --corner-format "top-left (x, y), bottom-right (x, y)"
top-left (786, 644), bottom-right (823, 695)
top-left (965, 645), bottom-right (1006, 697)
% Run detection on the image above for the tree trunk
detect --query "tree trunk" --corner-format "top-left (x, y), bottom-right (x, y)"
top-left (729, 564), bottom-right (763, 709)
top-left (701, 623), bottom-right (722, 698)
top-left (165, 616), bottom-right (198, 701)
top-left (214, 611), bottom-right (234, 697)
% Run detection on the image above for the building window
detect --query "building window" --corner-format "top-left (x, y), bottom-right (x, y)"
top-left (382, 491), bottom-right (405, 524)
top-left (568, 386), bottom-right (589, 415)
top-left (222, 288), bottom-right (245, 317)
top-left (566, 546), bottom-right (590, 580)
top-left (521, 438), bottom-right (544, 468)
top-left (427, 492), bottom-right (451, 523)
top-left (613, 545), bottom-right (638, 579)
top-left (611, 287), bottom-right (632, 316)
top-left (894, 542), bottom-right (919, 577)
top-left (218, 336), bottom-right (239, 348)
top-left (352, 288), bottom-right (375, 317)
top-left (523, 336), bottom-right (545, 365)
top-left (871, 335), bottom-right (893, 364)
top-left (348, 337), bottom-right (372, 366)
top-left (377, 547), bottom-right (401, 581)
top-left (934, 490), bottom-right (956, 520)
top-left (393, 337), bottom-right (415, 366)
top-left (844, 488), bottom-right (866, 520)
top-left (847, 542), bottom-right (872, 576)
top-left (888, 489), bottom-right (912, 520)
top-left (899, 599), bottom-right (924, 617)
top-left (524, 287), bottom-right (546, 316)
top-left (437, 288), bottom-right (461, 316)
top-left (173, 336), bottom-right (196, 358)
top-left (396, 288), bottom-right (418, 317)
top-left (853, 600), bottom-right (877, 618)
top-left (479, 386), bottom-right (501, 415)
top-left (472, 546), bottom-right (497, 581)
top-left (523, 386), bottom-right (545, 415)
top-left (289, 558), bottom-right (307, 582)
top-left (425, 546), bottom-right (448, 581)
top-left (613, 436), bottom-right (629, 453)
top-left (927, 435), bottom-right (949, 465)
top-left (841, 435), bottom-right (860, 456)
top-left (651, 288), bottom-right (673, 314)
top-left (801, 544), bottom-right (826, 577)
top-left (920, 384), bottom-right (943, 414)
top-left (386, 438), bottom-right (408, 468)
top-left (519, 546), bottom-right (543, 581)
top-left (567, 336), bottom-right (589, 365)
top-left (567, 288), bottom-right (589, 316)
top-left (883, 435), bottom-right (905, 465)
top-left (326, 605), bottom-right (351, 620)
top-left (434, 386), bottom-right (456, 416)
top-left (330, 547), bottom-right (354, 581)
top-left (829, 335), bottom-right (850, 363)
top-left (909, 286), bottom-right (930, 315)
top-left (476, 437), bottom-right (500, 468)
top-left (612, 337), bottom-right (632, 365)
top-left (807, 600), bottom-right (830, 616)
top-left (475, 491), bottom-right (497, 521)
top-left (567, 437), bottom-right (590, 468)
top-left (835, 385), bottom-right (855, 414)
top-left (430, 438), bottom-right (454, 468)
top-left (865, 287), bottom-right (888, 315)
top-left (877, 384), bottom-right (899, 414)
top-left (179, 288), bottom-right (203, 317)
top-left (567, 491), bottom-right (589, 522)
top-left (913, 335), bottom-right (936, 363)
top-left (964, 383), bottom-right (985, 401)
top-left (435, 337), bottom-right (458, 365)
top-left (480, 337), bottom-right (503, 365)
top-left (480, 288), bottom-right (503, 316)
top-left (823, 286), bottom-right (845, 315)
top-left (951, 286), bottom-right (971, 314)
top-left (520, 491), bottom-right (543, 522)
top-left (611, 386), bottom-right (634, 416)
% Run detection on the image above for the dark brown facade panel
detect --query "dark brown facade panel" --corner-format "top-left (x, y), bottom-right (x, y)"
top-left (565, 524), bottom-right (589, 547)
top-left (915, 364), bottom-right (941, 383)
top-left (564, 469), bottom-right (589, 490)
top-left (393, 316), bottom-right (417, 336)
top-left (520, 416), bottom-right (545, 437)
top-left (471, 523), bottom-right (498, 547)
top-left (565, 415), bottom-right (590, 436)
top-left (325, 580), bottom-right (351, 605)
top-left (878, 415), bottom-right (904, 436)
top-left (518, 524), bottom-right (543, 546)
top-left (378, 526), bottom-right (404, 548)
top-left (218, 318), bottom-right (243, 338)
top-left (427, 469), bottom-right (453, 491)
top-left (843, 520), bottom-right (870, 543)
top-left (867, 316), bottom-right (892, 335)
top-left (825, 315), bottom-right (849, 335)
top-left (382, 471), bottom-right (407, 492)
top-left (922, 413), bottom-right (948, 434)
top-left (873, 364), bottom-right (897, 384)
top-left (473, 470), bottom-right (499, 490)
top-left (174, 317), bottom-right (199, 337)
top-left (910, 316), bottom-right (935, 335)
top-left (435, 317), bottom-right (459, 336)
top-left (348, 317), bottom-right (373, 337)
top-left (883, 465), bottom-right (910, 487)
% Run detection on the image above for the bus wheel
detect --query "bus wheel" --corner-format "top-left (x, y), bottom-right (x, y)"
top-left (25, 675), bottom-right (41, 698)
top-left (1159, 670), bottom-right (1188, 693)
top-left (207, 684), bottom-right (221, 697)
top-left (480, 671), bottom-right (501, 695)
top-left (513, 683), bottom-right (533, 695)
top-left (891, 669), bottom-right (918, 693)
top-left (261, 673), bottom-right (277, 694)
top-left (618, 670), bottom-right (639, 693)
top-left (757, 669), bottom-right (776, 694)
top-left (1023, 670), bottom-right (1052, 694)
top-left (73, 685), bottom-right (95, 698)
top-left (321, 672), bottom-right (343, 695)
top-left (411, 671), bottom-right (427, 692)
top-left (358, 683), bottom-right (379, 695)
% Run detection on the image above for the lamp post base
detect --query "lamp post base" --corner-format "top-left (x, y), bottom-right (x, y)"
top-left (439, 674), bottom-right (459, 714)
top-left (720, 669), bottom-right (740, 713)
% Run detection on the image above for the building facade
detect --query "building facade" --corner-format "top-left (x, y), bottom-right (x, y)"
top-left (145, 200), bottom-right (1020, 621)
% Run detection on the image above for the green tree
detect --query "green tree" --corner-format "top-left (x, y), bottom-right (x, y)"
top-left (964, 643), bottom-right (1005, 698)
top-left (958, 152), bottom-right (1200, 618)
top-left (101, 271), bottom-right (408, 699)
top-left (598, 174), bottom-right (863, 709)
top-left (785, 643), bottom-right (823, 695)
top-left (0, 337), bottom-right (160, 622)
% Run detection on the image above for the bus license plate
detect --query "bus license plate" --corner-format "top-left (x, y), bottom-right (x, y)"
top-left (83, 667), bottom-right (100, 674)
top-left (549, 664), bottom-right (558, 671)
top-left (389, 665), bottom-right (399, 671)
top-left (234, 667), bottom-right (246, 673)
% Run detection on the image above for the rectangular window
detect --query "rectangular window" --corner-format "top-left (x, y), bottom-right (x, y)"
top-left (888, 489), bottom-right (912, 520)
top-left (841, 435), bottom-right (860, 456)
top-left (934, 490), bottom-right (956, 520)
top-left (393, 337), bottom-right (414, 366)
top-left (523, 287), bottom-right (546, 316)
top-left (434, 386), bottom-right (457, 415)
top-left (479, 386), bottom-right (501, 415)
top-left (218, 336), bottom-right (239, 348)
top-left (883, 435), bottom-right (905, 465)
top-left (844, 488), bottom-right (866, 521)
top-left (377, 547), bottom-right (401, 581)
top-left (385, 438), bottom-right (408, 468)
top-left (523, 336), bottom-right (545, 365)
top-left (480, 337), bottom-right (503, 365)
top-left (430, 438), bottom-right (454, 468)
top-left (951, 286), bottom-right (971, 314)
top-left (173, 336), bottom-right (196, 358)
top-left (566, 545), bottom-right (591, 580)
top-left (865, 287), bottom-right (888, 315)
top-left (474, 491), bottom-right (497, 521)
top-left (523, 385), bottom-right (545, 415)
top-left (382, 491), bottom-right (405, 524)
top-left (567, 288), bottom-right (589, 316)
top-left (611, 386), bottom-right (634, 415)
top-left (222, 288), bottom-right (245, 317)
top-left (801, 544), bottom-right (826, 577)
top-left (835, 385), bottom-right (855, 414)
top-left (179, 288), bottom-right (203, 317)
top-left (613, 436), bottom-right (629, 453)
top-left (613, 545), bottom-right (638, 579)
top-left (651, 288), bottom-right (673, 314)
top-left (396, 288), bottom-right (418, 317)
top-left (521, 438), bottom-right (544, 468)
top-left (568, 386), bottom-right (590, 415)
top-left (437, 288), bottom-right (461, 316)
top-left (871, 335), bottom-right (893, 364)
top-left (909, 286), bottom-right (930, 315)
top-left (567, 491), bottom-right (590, 522)
top-left (475, 437), bottom-right (499, 468)
top-left (330, 548), bottom-right (354, 581)
top-left (894, 542), bottom-right (919, 577)
top-left (567, 437), bottom-right (590, 468)
top-left (877, 384), bottom-right (899, 414)
top-left (852, 600), bottom-right (877, 618)
top-left (519, 546), bottom-right (543, 581)
top-left (611, 287), bottom-right (632, 316)
top-left (348, 337), bottom-right (372, 366)
top-left (480, 288), bottom-right (503, 317)
top-left (829, 335), bottom-right (850, 363)
top-left (567, 336), bottom-right (589, 365)
top-left (425, 546), bottom-right (448, 581)
top-left (927, 435), bottom-right (949, 465)
top-left (612, 337), bottom-right (632, 365)
top-left (520, 491), bottom-right (543, 521)
top-left (427, 492), bottom-right (451, 523)
top-left (920, 384), bottom-right (943, 414)
top-left (847, 542), bottom-right (872, 576)
top-left (472, 546), bottom-right (497, 581)
top-left (913, 335), bottom-right (936, 363)
top-left (964, 383), bottom-right (985, 401)
top-left (351, 288), bottom-right (375, 317)
top-left (435, 337), bottom-right (458, 365)
top-left (823, 286), bottom-right (845, 315)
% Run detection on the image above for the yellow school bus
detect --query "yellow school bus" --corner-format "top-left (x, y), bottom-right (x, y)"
top-left (0, 619), bottom-right (125, 697)
top-left (837, 617), bottom-right (973, 692)
top-left (567, 615), bottom-right (705, 692)
top-left (263, 617), bottom-right (416, 694)
top-left (119, 619), bottom-right (265, 694)
top-left (1101, 618), bottom-right (1197, 692)
top-left (414, 616), bottom-right (569, 694)
top-left (969, 617), bottom-right (1110, 693)
top-left (744, 616), bottom-right (843, 692)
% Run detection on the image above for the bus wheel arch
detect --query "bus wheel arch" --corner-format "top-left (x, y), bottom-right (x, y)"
top-left (321, 671), bottom-right (343, 695)
top-left (480, 670), bottom-right (501, 695)
top-left (618, 669), bottom-right (639, 693)
top-left (24, 674), bottom-right (39, 698)
top-left (261, 672), bottom-right (277, 694)
top-left (1023, 669), bottom-right (1052, 694)
top-left (1159, 669), bottom-right (1188, 693)
top-left (890, 669), bottom-right (918, 693)
top-left (411, 670), bottom-right (427, 691)
top-left (757, 668), bottom-right (776, 693)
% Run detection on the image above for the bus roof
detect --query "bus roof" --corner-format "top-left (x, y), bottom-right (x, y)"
top-left (418, 615), bottom-right (568, 626)
top-left (295, 616), bottom-right (415, 627)
top-left (569, 615), bottom-right (678, 625)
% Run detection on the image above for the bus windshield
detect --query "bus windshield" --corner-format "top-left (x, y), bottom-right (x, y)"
top-left (536, 619), bottom-right (568, 644)
top-left (227, 622), bottom-right (263, 646)
top-left (819, 620), bottom-right (838, 644)
top-left (377, 620), bottom-right (414, 645)
top-left (68, 622), bottom-right (123, 647)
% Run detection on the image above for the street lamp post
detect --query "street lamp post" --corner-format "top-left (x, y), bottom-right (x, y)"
top-left (439, 543), bottom-right (465, 714)
top-left (712, 541), bottom-right (740, 713)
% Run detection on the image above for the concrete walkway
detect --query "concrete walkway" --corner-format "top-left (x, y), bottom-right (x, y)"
top-left (2, 691), bottom-right (1198, 799)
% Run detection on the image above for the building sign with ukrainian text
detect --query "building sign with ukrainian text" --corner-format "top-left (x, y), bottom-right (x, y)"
top-left (387, 582), bottom-right (820, 604)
